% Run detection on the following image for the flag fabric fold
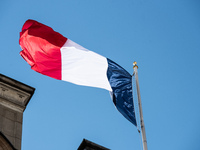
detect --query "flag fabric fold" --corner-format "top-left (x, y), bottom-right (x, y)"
top-left (19, 19), bottom-right (137, 126)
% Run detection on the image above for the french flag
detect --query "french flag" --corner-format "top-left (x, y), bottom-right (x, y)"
top-left (19, 19), bottom-right (136, 126)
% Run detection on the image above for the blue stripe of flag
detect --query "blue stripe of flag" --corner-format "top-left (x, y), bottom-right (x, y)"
top-left (106, 58), bottom-right (137, 126)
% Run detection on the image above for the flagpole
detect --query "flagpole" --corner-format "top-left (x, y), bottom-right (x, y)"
top-left (133, 62), bottom-right (148, 150)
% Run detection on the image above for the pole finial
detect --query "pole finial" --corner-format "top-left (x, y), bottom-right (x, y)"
top-left (133, 61), bottom-right (138, 69)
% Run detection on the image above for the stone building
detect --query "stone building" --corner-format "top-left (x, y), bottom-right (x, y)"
top-left (0, 74), bottom-right (110, 150)
top-left (0, 74), bottom-right (35, 150)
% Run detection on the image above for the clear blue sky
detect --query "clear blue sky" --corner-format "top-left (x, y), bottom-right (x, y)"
top-left (1, 0), bottom-right (200, 150)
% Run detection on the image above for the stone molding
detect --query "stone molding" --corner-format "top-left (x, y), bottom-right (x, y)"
top-left (0, 74), bottom-right (35, 112)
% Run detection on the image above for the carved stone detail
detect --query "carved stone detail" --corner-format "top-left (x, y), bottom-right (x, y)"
top-left (0, 82), bottom-right (31, 110)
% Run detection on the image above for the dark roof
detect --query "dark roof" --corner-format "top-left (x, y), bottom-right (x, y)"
top-left (78, 139), bottom-right (110, 150)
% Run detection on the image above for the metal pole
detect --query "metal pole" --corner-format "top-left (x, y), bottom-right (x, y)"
top-left (133, 62), bottom-right (148, 150)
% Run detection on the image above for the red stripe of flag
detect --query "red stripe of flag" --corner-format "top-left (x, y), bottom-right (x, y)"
top-left (19, 20), bottom-right (67, 80)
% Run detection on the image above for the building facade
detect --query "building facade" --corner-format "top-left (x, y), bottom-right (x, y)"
top-left (0, 74), bottom-right (35, 150)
